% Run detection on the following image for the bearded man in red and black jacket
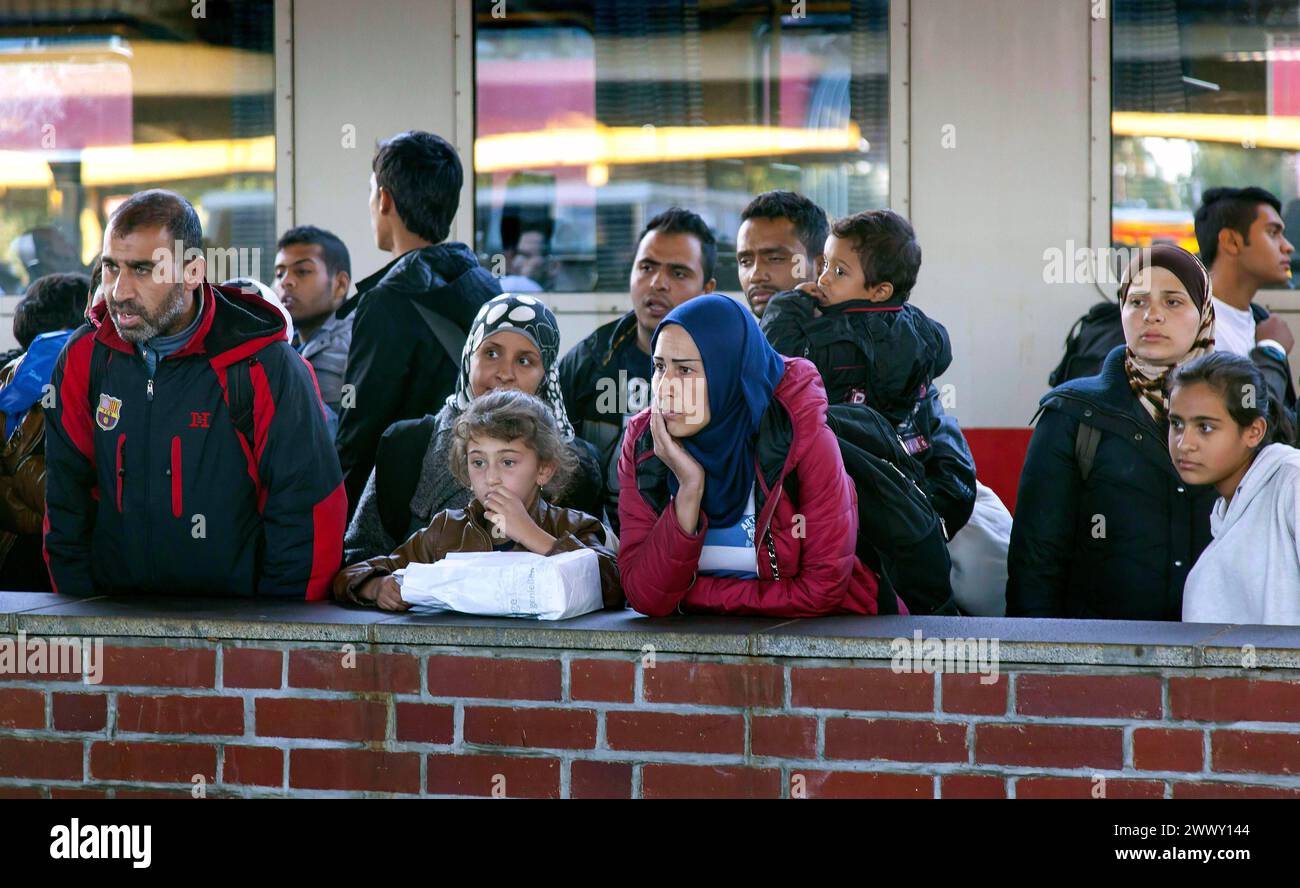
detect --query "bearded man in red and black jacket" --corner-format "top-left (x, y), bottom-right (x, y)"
top-left (44, 189), bottom-right (345, 598)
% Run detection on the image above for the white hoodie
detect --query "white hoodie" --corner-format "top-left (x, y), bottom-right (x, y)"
top-left (1183, 443), bottom-right (1300, 625)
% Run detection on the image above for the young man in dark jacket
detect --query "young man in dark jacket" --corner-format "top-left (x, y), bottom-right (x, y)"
top-left (335, 131), bottom-right (500, 515)
top-left (44, 190), bottom-right (345, 598)
top-left (557, 207), bottom-right (716, 531)
top-left (745, 195), bottom-right (976, 537)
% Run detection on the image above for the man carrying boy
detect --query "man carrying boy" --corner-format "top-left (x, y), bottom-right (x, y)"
top-left (759, 206), bottom-right (976, 537)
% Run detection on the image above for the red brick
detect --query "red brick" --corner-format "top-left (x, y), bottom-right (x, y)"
top-left (427, 656), bottom-right (560, 700)
top-left (1016, 674), bottom-right (1162, 719)
top-left (0, 738), bottom-right (82, 780)
top-left (426, 754), bottom-right (559, 798)
top-left (570, 760), bottom-right (632, 799)
top-left (606, 711), bottom-right (743, 754)
top-left (50, 789), bottom-right (107, 799)
top-left (290, 749), bottom-right (419, 794)
top-left (90, 741), bottom-right (215, 782)
top-left (1173, 780), bottom-right (1300, 799)
top-left (395, 703), bottom-right (454, 744)
top-left (790, 667), bottom-right (932, 711)
top-left (288, 649), bottom-right (419, 694)
top-left (114, 789), bottom-right (210, 799)
top-left (793, 770), bottom-right (931, 799)
top-left (118, 694), bottom-right (244, 736)
top-left (1169, 678), bottom-right (1300, 723)
top-left (222, 648), bottom-right (283, 689)
top-left (1016, 777), bottom-right (1164, 799)
top-left (52, 693), bottom-right (106, 732)
top-left (642, 765), bottom-right (780, 799)
top-left (0, 636), bottom-right (82, 681)
top-left (0, 688), bottom-right (44, 728)
top-left (975, 724), bottom-right (1123, 769)
top-left (941, 774), bottom-right (1006, 799)
top-left (102, 646), bottom-right (216, 688)
top-left (1133, 728), bottom-right (1204, 772)
top-left (464, 706), bottom-right (596, 749)
top-left (1212, 730), bottom-right (1300, 775)
top-left (0, 787), bottom-right (45, 798)
top-left (224, 745), bottom-right (283, 787)
top-left (643, 661), bottom-right (783, 708)
top-left (256, 697), bottom-right (387, 742)
top-left (569, 659), bottom-right (634, 703)
top-left (752, 715), bottom-right (817, 759)
top-left (941, 673), bottom-right (1008, 715)
top-left (825, 718), bottom-right (968, 763)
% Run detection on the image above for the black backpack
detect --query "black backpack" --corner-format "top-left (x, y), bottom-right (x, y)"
top-left (782, 403), bottom-right (956, 616)
top-left (1048, 300), bottom-right (1125, 388)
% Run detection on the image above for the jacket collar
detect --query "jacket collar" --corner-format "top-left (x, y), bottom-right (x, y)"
top-left (336, 242), bottom-right (483, 319)
top-left (89, 282), bottom-right (286, 367)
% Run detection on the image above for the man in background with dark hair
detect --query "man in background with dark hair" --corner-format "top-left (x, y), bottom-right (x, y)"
top-left (558, 206), bottom-right (716, 529)
top-left (736, 190), bottom-right (829, 318)
top-left (1194, 186), bottom-right (1297, 411)
top-left (336, 130), bottom-right (500, 515)
top-left (499, 214), bottom-right (557, 292)
top-left (273, 225), bottom-right (353, 425)
top-left (44, 188), bottom-right (344, 597)
top-left (0, 272), bottom-right (90, 590)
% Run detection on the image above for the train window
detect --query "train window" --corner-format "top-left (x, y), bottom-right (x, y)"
top-left (1112, 0), bottom-right (1300, 284)
top-left (0, 0), bottom-right (277, 302)
top-left (473, 0), bottom-right (890, 293)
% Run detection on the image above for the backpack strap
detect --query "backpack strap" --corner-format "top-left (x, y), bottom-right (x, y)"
top-left (1074, 421), bottom-right (1102, 483)
top-left (410, 302), bottom-right (469, 363)
top-left (224, 357), bottom-right (257, 450)
top-left (85, 341), bottom-right (112, 415)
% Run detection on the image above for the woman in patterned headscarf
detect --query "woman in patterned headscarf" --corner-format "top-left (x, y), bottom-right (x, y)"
top-left (344, 293), bottom-right (603, 564)
top-left (1009, 244), bottom-right (1219, 621)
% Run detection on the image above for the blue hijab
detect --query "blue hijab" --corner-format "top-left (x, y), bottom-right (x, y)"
top-left (652, 294), bottom-right (786, 527)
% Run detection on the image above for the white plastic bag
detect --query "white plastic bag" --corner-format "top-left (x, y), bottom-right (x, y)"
top-left (393, 548), bottom-right (603, 620)
top-left (947, 482), bottom-right (1012, 616)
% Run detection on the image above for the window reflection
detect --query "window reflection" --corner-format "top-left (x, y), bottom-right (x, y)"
top-left (1113, 0), bottom-right (1300, 283)
top-left (474, 0), bottom-right (889, 294)
top-left (0, 1), bottom-right (275, 296)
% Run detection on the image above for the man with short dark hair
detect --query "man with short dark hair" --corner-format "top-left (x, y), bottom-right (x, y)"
top-left (44, 188), bottom-right (344, 597)
top-left (273, 225), bottom-right (353, 420)
top-left (737, 190), bottom-right (829, 317)
top-left (499, 214), bottom-right (557, 292)
top-left (1194, 186), bottom-right (1297, 412)
top-left (558, 206), bottom-right (717, 529)
top-left (335, 131), bottom-right (500, 514)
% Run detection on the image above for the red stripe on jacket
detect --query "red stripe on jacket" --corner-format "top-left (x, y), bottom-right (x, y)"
top-left (308, 483), bottom-right (347, 600)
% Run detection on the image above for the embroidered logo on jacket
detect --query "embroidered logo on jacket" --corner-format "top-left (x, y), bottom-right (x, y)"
top-left (95, 393), bottom-right (122, 431)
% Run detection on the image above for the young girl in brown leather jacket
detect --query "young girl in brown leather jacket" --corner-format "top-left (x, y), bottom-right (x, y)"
top-left (334, 389), bottom-right (621, 611)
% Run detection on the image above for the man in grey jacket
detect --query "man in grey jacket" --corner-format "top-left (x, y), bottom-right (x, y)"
top-left (273, 225), bottom-right (353, 435)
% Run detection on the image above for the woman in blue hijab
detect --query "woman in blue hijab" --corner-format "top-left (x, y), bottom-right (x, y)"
top-left (616, 294), bottom-right (886, 617)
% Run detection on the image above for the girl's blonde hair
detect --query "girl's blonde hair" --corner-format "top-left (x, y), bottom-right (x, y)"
top-left (449, 389), bottom-right (577, 497)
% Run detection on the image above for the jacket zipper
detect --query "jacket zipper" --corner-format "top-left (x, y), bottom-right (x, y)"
top-left (144, 371), bottom-right (155, 587)
top-left (115, 434), bottom-right (126, 512)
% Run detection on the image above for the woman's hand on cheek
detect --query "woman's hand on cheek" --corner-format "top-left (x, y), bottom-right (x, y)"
top-left (651, 408), bottom-right (705, 491)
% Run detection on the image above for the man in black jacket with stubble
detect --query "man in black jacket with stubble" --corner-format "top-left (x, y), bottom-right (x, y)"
top-left (335, 131), bottom-right (500, 517)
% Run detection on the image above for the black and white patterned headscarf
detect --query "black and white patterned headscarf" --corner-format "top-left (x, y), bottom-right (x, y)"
top-left (445, 292), bottom-right (576, 440)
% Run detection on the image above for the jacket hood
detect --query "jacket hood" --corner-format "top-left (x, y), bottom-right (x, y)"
top-left (90, 282), bottom-right (286, 367)
top-left (1212, 442), bottom-right (1300, 537)
top-left (338, 242), bottom-right (497, 332)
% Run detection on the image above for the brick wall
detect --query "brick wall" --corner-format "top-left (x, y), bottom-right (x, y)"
top-left (1, 636), bottom-right (1299, 798)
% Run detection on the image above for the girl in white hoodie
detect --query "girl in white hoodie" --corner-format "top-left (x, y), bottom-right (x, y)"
top-left (1169, 352), bottom-right (1300, 625)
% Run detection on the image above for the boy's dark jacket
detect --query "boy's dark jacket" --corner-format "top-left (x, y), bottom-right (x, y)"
top-left (1008, 345), bottom-right (1215, 619)
top-left (334, 495), bottom-right (622, 608)
top-left (44, 283), bottom-right (346, 598)
top-left (335, 242), bottom-right (500, 513)
top-left (761, 289), bottom-right (976, 535)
